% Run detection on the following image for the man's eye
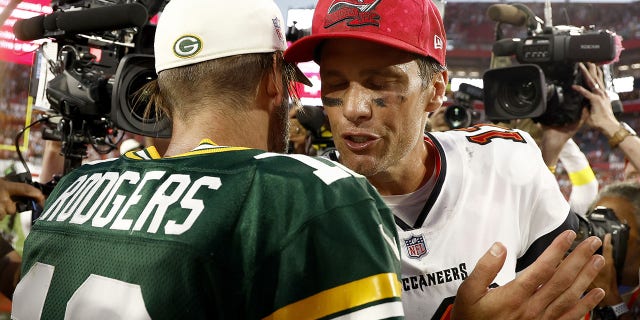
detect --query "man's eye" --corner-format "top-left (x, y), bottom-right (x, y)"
top-left (321, 96), bottom-right (342, 107)
top-left (322, 80), bottom-right (348, 90)
top-left (368, 78), bottom-right (394, 90)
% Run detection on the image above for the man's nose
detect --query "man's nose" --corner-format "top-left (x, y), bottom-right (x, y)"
top-left (342, 83), bottom-right (373, 124)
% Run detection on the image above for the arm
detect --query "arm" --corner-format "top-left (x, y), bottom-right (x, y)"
top-left (540, 110), bottom-right (588, 169)
top-left (558, 139), bottom-right (598, 216)
top-left (0, 237), bottom-right (20, 299)
top-left (39, 140), bottom-right (65, 184)
top-left (452, 230), bottom-right (605, 320)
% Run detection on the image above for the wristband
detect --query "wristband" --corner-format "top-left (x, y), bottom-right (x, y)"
top-left (608, 122), bottom-right (637, 149)
top-left (548, 165), bottom-right (557, 174)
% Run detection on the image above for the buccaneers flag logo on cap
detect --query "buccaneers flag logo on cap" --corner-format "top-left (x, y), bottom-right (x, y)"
top-left (324, 0), bottom-right (382, 28)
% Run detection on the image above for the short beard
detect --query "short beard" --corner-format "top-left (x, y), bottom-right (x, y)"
top-left (268, 97), bottom-right (290, 153)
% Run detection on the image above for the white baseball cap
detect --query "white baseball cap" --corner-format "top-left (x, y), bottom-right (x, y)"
top-left (154, 0), bottom-right (311, 86)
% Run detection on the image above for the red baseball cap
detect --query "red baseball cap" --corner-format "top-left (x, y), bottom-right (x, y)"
top-left (284, 0), bottom-right (447, 66)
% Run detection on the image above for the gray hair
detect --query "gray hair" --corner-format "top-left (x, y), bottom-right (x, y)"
top-left (415, 56), bottom-right (447, 88)
top-left (592, 181), bottom-right (640, 227)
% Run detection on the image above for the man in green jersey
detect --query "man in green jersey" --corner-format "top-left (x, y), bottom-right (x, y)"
top-left (11, 0), bottom-right (404, 318)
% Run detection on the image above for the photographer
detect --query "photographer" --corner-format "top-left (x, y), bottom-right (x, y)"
top-left (0, 178), bottom-right (43, 299)
top-left (588, 181), bottom-right (640, 319)
top-left (572, 62), bottom-right (640, 177)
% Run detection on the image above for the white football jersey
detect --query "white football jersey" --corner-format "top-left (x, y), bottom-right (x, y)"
top-left (385, 125), bottom-right (573, 320)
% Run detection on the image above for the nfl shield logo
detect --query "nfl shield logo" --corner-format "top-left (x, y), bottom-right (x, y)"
top-left (404, 235), bottom-right (428, 259)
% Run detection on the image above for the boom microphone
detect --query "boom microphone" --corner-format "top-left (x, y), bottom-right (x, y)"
top-left (487, 4), bottom-right (527, 26)
top-left (13, 3), bottom-right (148, 41)
top-left (13, 14), bottom-right (45, 41)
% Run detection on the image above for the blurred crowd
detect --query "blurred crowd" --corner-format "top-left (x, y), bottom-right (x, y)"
top-left (444, 2), bottom-right (640, 51)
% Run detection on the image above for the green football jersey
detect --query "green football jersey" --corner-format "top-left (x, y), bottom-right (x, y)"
top-left (13, 141), bottom-right (403, 319)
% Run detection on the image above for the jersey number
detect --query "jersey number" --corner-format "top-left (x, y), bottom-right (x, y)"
top-left (460, 126), bottom-right (526, 145)
top-left (12, 262), bottom-right (151, 319)
top-left (255, 153), bottom-right (361, 185)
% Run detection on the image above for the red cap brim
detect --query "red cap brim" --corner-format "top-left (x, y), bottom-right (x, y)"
top-left (285, 31), bottom-right (438, 64)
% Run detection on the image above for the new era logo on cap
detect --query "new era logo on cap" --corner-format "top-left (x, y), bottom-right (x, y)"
top-left (434, 35), bottom-right (443, 49)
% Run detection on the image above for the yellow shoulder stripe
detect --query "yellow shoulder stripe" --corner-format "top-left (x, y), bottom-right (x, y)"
top-left (568, 166), bottom-right (597, 186)
top-left (263, 273), bottom-right (402, 320)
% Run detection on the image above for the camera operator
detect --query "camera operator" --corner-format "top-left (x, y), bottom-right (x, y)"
top-left (0, 178), bottom-right (44, 299)
top-left (571, 62), bottom-right (640, 177)
top-left (588, 181), bottom-right (640, 319)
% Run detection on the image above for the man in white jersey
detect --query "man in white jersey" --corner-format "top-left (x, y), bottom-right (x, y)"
top-left (285, 0), bottom-right (607, 318)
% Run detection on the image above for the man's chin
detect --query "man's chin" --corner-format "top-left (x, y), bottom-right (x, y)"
top-left (339, 153), bottom-right (379, 177)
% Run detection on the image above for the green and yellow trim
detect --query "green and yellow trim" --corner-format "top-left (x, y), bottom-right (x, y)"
top-left (124, 139), bottom-right (250, 160)
top-left (263, 273), bottom-right (402, 320)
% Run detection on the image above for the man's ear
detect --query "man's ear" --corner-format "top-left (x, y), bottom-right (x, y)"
top-left (426, 70), bottom-right (448, 112)
top-left (264, 55), bottom-right (284, 108)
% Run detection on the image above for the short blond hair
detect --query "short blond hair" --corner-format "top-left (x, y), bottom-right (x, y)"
top-left (139, 51), bottom-right (300, 122)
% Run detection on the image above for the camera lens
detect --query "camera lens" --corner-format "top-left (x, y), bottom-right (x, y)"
top-left (125, 68), bottom-right (157, 122)
top-left (497, 80), bottom-right (541, 117)
top-left (445, 105), bottom-right (471, 129)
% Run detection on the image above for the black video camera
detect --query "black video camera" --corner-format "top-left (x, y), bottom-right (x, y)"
top-left (483, 3), bottom-right (618, 126)
top-left (4, 172), bottom-right (58, 222)
top-left (573, 206), bottom-right (629, 281)
top-left (14, 0), bottom-right (170, 173)
top-left (445, 83), bottom-right (483, 129)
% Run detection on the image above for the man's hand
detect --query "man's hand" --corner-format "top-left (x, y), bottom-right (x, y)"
top-left (0, 178), bottom-right (45, 220)
top-left (571, 62), bottom-right (619, 136)
top-left (451, 230), bottom-right (605, 320)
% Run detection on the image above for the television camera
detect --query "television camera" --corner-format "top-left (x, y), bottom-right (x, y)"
top-left (13, 0), bottom-right (170, 177)
top-left (482, 2), bottom-right (620, 126)
top-left (444, 83), bottom-right (483, 129)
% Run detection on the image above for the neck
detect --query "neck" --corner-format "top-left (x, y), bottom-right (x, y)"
top-left (163, 105), bottom-right (270, 157)
top-left (368, 139), bottom-right (434, 196)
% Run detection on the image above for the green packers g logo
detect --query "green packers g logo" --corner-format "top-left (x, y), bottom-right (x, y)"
top-left (173, 35), bottom-right (202, 58)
